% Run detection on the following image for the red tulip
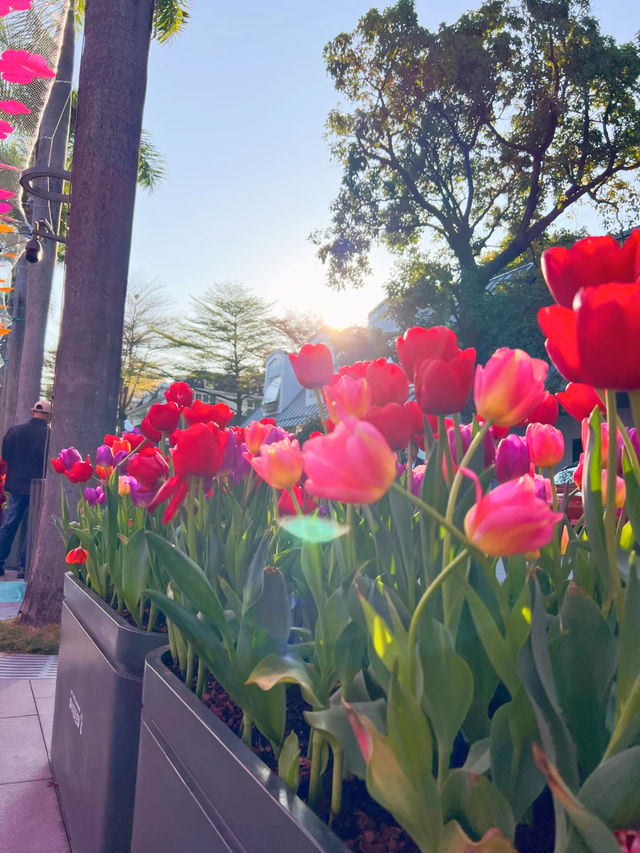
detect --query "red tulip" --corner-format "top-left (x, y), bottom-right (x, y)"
top-left (573, 283), bottom-right (640, 389)
top-left (127, 447), bottom-right (169, 490)
top-left (148, 422), bottom-right (228, 523)
top-left (249, 438), bottom-right (303, 489)
top-left (277, 485), bottom-right (318, 516)
top-left (365, 359), bottom-right (409, 406)
top-left (541, 230), bottom-right (640, 308)
top-left (474, 348), bottom-right (548, 427)
top-left (64, 457), bottom-right (94, 483)
top-left (334, 361), bottom-right (371, 381)
top-left (183, 399), bottom-right (234, 428)
top-left (164, 381), bottom-right (193, 408)
top-left (364, 402), bottom-right (412, 450)
top-left (413, 343), bottom-right (476, 415)
top-left (289, 343), bottom-right (334, 389)
top-left (464, 474), bottom-right (563, 556)
top-left (122, 431), bottom-right (147, 451)
top-left (173, 422), bottom-right (228, 479)
top-left (537, 305), bottom-right (583, 382)
top-left (525, 392), bottom-right (558, 425)
top-left (302, 418), bottom-right (396, 504)
top-left (395, 325), bottom-right (458, 380)
top-left (556, 383), bottom-right (605, 421)
top-left (526, 423), bottom-right (564, 468)
top-left (140, 414), bottom-right (162, 443)
top-left (323, 375), bottom-right (372, 424)
top-left (147, 402), bottom-right (181, 433)
top-left (65, 547), bottom-right (89, 564)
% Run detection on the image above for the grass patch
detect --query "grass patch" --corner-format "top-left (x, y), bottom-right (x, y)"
top-left (0, 619), bottom-right (59, 654)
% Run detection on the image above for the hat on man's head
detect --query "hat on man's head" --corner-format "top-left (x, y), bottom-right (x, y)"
top-left (32, 399), bottom-right (51, 413)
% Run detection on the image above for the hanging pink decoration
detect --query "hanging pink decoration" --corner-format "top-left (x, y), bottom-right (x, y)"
top-left (0, 189), bottom-right (14, 199)
top-left (0, 203), bottom-right (12, 213)
top-left (0, 1), bottom-right (34, 15)
top-left (0, 120), bottom-right (14, 139)
top-left (0, 50), bottom-right (55, 84)
top-left (0, 99), bottom-right (30, 114)
top-left (0, 163), bottom-right (20, 171)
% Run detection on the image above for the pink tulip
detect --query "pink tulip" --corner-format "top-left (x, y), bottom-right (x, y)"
top-left (248, 438), bottom-right (303, 490)
top-left (323, 375), bottom-right (372, 424)
top-left (474, 348), bottom-right (548, 428)
top-left (302, 418), bottom-right (396, 504)
top-left (464, 473), bottom-right (563, 556)
top-left (526, 423), bottom-right (564, 468)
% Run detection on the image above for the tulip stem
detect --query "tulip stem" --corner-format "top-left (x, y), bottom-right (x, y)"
top-left (330, 743), bottom-right (344, 822)
top-left (605, 390), bottom-right (624, 622)
top-left (616, 414), bottom-right (640, 481)
top-left (547, 468), bottom-right (559, 514)
top-left (308, 728), bottom-right (324, 809)
top-left (287, 486), bottom-right (303, 515)
top-left (390, 483), bottom-right (473, 552)
top-left (452, 413), bottom-right (464, 468)
top-left (314, 389), bottom-right (329, 433)
top-left (407, 549), bottom-right (470, 693)
top-left (442, 421), bottom-right (491, 624)
top-left (629, 391), bottom-right (640, 434)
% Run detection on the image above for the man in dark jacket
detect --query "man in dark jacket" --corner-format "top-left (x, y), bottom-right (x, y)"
top-left (0, 399), bottom-right (51, 577)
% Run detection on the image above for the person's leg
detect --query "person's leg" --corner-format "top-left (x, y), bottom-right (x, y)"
top-left (0, 493), bottom-right (29, 574)
top-left (17, 503), bottom-right (29, 578)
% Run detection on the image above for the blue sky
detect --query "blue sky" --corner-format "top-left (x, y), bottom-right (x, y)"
top-left (116, 1), bottom-right (638, 330)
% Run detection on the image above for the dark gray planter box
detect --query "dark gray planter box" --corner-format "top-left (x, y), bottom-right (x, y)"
top-left (51, 572), bottom-right (166, 853)
top-left (131, 647), bottom-right (348, 853)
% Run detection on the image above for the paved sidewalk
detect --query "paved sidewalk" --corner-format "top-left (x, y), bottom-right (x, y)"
top-left (0, 678), bottom-right (70, 852)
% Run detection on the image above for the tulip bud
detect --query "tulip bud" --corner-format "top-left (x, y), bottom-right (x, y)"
top-left (526, 423), bottom-right (564, 469)
top-left (495, 435), bottom-right (530, 483)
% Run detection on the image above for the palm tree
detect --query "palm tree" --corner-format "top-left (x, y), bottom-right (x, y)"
top-left (20, 0), bottom-right (190, 625)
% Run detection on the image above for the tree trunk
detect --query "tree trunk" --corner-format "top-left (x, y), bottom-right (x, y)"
top-left (21, 0), bottom-right (155, 625)
top-left (0, 258), bottom-right (28, 437)
top-left (15, 8), bottom-right (74, 422)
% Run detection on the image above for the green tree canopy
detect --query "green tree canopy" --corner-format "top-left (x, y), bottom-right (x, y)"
top-left (315, 0), bottom-right (640, 349)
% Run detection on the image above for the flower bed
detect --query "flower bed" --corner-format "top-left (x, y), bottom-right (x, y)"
top-left (54, 231), bottom-right (640, 852)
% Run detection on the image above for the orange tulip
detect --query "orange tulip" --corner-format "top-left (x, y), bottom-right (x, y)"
top-left (249, 437), bottom-right (303, 490)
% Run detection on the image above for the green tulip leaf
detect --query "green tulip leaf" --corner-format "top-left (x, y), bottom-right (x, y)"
top-left (533, 745), bottom-right (621, 853)
top-left (464, 582), bottom-right (521, 698)
top-left (237, 567), bottom-right (291, 674)
top-left (145, 531), bottom-right (228, 640)
top-left (388, 660), bottom-right (434, 787)
top-left (246, 652), bottom-right (325, 709)
top-left (440, 769), bottom-right (516, 843)
top-left (418, 617), bottom-right (473, 773)
top-left (578, 746), bottom-right (640, 829)
top-left (305, 699), bottom-right (386, 779)
top-left (552, 583), bottom-right (618, 776)
top-left (278, 731), bottom-right (300, 794)
top-left (518, 576), bottom-right (579, 792)
top-left (619, 559), bottom-right (640, 713)
top-left (440, 821), bottom-right (517, 853)
top-left (121, 528), bottom-right (149, 625)
top-left (344, 701), bottom-right (443, 852)
top-left (490, 692), bottom-right (545, 822)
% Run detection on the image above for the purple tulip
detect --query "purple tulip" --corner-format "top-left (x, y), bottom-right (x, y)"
top-left (60, 446), bottom-right (82, 469)
top-left (95, 444), bottom-right (114, 467)
top-left (448, 424), bottom-right (496, 468)
top-left (495, 435), bottom-right (531, 483)
top-left (84, 485), bottom-right (105, 506)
